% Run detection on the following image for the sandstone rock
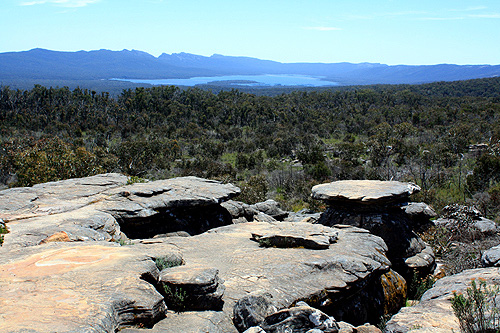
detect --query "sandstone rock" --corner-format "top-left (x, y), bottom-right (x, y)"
top-left (317, 205), bottom-right (433, 282)
top-left (313, 180), bottom-right (433, 284)
top-left (251, 222), bottom-right (338, 250)
top-left (253, 212), bottom-right (278, 223)
top-left (311, 180), bottom-right (420, 205)
top-left (0, 175), bottom-right (411, 331)
top-left (233, 291), bottom-right (277, 332)
top-left (285, 209), bottom-right (322, 224)
top-left (153, 231), bottom-right (191, 238)
top-left (3, 206), bottom-right (122, 249)
top-left (0, 241), bottom-right (181, 332)
top-left (474, 217), bottom-right (498, 234)
top-left (252, 200), bottom-right (288, 220)
top-left (386, 267), bottom-right (500, 333)
top-left (337, 322), bottom-right (382, 333)
top-left (141, 222), bottom-right (400, 326)
top-left (355, 324), bottom-right (382, 333)
top-left (243, 327), bottom-right (266, 333)
top-left (121, 310), bottom-right (238, 333)
top-left (159, 265), bottom-right (225, 311)
top-left (404, 244), bottom-right (436, 276)
top-left (259, 303), bottom-right (339, 333)
top-left (221, 200), bottom-right (287, 223)
top-left (482, 244), bottom-right (500, 267)
top-left (221, 200), bottom-right (258, 222)
top-left (337, 321), bottom-right (356, 333)
top-left (0, 174), bottom-right (240, 248)
top-left (401, 202), bottom-right (436, 231)
top-left (401, 202), bottom-right (436, 219)
top-left (39, 230), bottom-right (71, 244)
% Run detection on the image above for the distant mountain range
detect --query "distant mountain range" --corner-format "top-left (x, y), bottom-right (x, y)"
top-left (1, 48), bottom-right (499, 87)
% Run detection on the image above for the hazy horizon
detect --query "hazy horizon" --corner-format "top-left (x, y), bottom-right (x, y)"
top-left (1, 0), bottom-right (499, 66)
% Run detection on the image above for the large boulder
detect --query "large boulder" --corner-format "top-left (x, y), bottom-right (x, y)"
top-left (312, 180), bottom-right (434, 282)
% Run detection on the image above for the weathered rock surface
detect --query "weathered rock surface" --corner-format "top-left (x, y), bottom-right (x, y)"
top-left (482, 244), bottom-right (500, 267)
top-left (121, 310), bottom-right (238, 333)
top-left (401, 202), bottom-right (437, 219)
top-left (222, 200), bottom-right (259, 222)
top-left (0, 175), bottom-right (410, 331)
top-left (251, 222), bottom-right (338, 249)
top-left (222, 199), bottom-right (287, 223)
top-left (233, 291), bottom-right (278, 332)
top-left (159, 265), bottom-right (225, 311)
top-left (252, 200), bottom-right (288, 220)
top-left (311, 180), bottom-right (420, 205)
top-left (0, 174), bottom-right (240, 248)
top-left (401, 202), bottom-right (436, 231)
top-left (313, 180), bottom-right (434, 282)
top-left (386, 267), bottom-right (500, 333)
top-left (474, 217), bottom-right (498, 234)
top-left (259, 302), bottom-right (339, 333)
top-left (285, 209), bottom-right (322, 224)
top-left (0, 241), bottom-right (181, 332)
top-left (140, 222), bottom-right (403, 326)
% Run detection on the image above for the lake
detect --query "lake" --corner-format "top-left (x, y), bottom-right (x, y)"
top-left (113, 74), bottom-right (339, 87)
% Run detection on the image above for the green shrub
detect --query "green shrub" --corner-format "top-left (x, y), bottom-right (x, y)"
top-left (126, 176), bottom-right (147, 185)
top-left (154, 256), bottom-right (183, 271)
top-left (451, 279), bottom-right (500, 333)
top-left (0, 223), bottom-right (8, 246)
top-left (163, 284), bottom-right (187, 312)
top-left (408, 272), bottom-right (435, 301)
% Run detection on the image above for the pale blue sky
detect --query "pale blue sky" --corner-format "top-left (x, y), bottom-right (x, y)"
top-left (1, 0), bottom-right (499, 65)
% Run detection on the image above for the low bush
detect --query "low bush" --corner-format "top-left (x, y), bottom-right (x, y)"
top-left (451, 279), bottom-right (500, 333)
top-left (154, 255), bottom-right (183, 271)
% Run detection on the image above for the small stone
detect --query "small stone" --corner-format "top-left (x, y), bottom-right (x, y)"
top-left (233, 291), bottom-right (277, 332)
top-left (482, 244), bottom-right (500, 267)
top-left (243, 327), bottom-right (266, 333)
top-left (39, 231), bottom-right (71, 244)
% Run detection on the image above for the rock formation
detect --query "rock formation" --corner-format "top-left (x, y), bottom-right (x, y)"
top-left (311, 180), bottom-right (436, 282)
top-left (0, 174), bottom-right (409, 332)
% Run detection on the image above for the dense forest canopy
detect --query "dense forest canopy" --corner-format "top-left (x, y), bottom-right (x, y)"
top-left (1, 77), bottom-right (500, 218)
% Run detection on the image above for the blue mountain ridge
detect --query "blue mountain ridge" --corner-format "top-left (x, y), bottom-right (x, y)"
top-left (0, 48), bottom-right (499, 85)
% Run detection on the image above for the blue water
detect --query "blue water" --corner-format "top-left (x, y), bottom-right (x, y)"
top-left (113, 74), bottom-right (338, 87)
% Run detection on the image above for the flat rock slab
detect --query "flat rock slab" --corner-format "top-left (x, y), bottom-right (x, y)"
top-left (139, 221), bottom-right (392, 325)
top-left (251, 223), bottom-right (338, 249)
top-left (312, 180), bottom-right (420, 205)
top-left (386, 267), bottom-right (500, 333)
top-left (121, 311), bottom-right (238, 333)
top-left (0, 174), bottom-right (240, 248)
top-left (0, 242), bottom-right (181, 332)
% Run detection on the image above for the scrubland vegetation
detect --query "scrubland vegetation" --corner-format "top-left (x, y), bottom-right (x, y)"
top-left (1, 77), bottom-right (500, 220)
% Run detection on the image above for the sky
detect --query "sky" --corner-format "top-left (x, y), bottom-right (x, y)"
top-left (1, 0), bottom-right (499, 65)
